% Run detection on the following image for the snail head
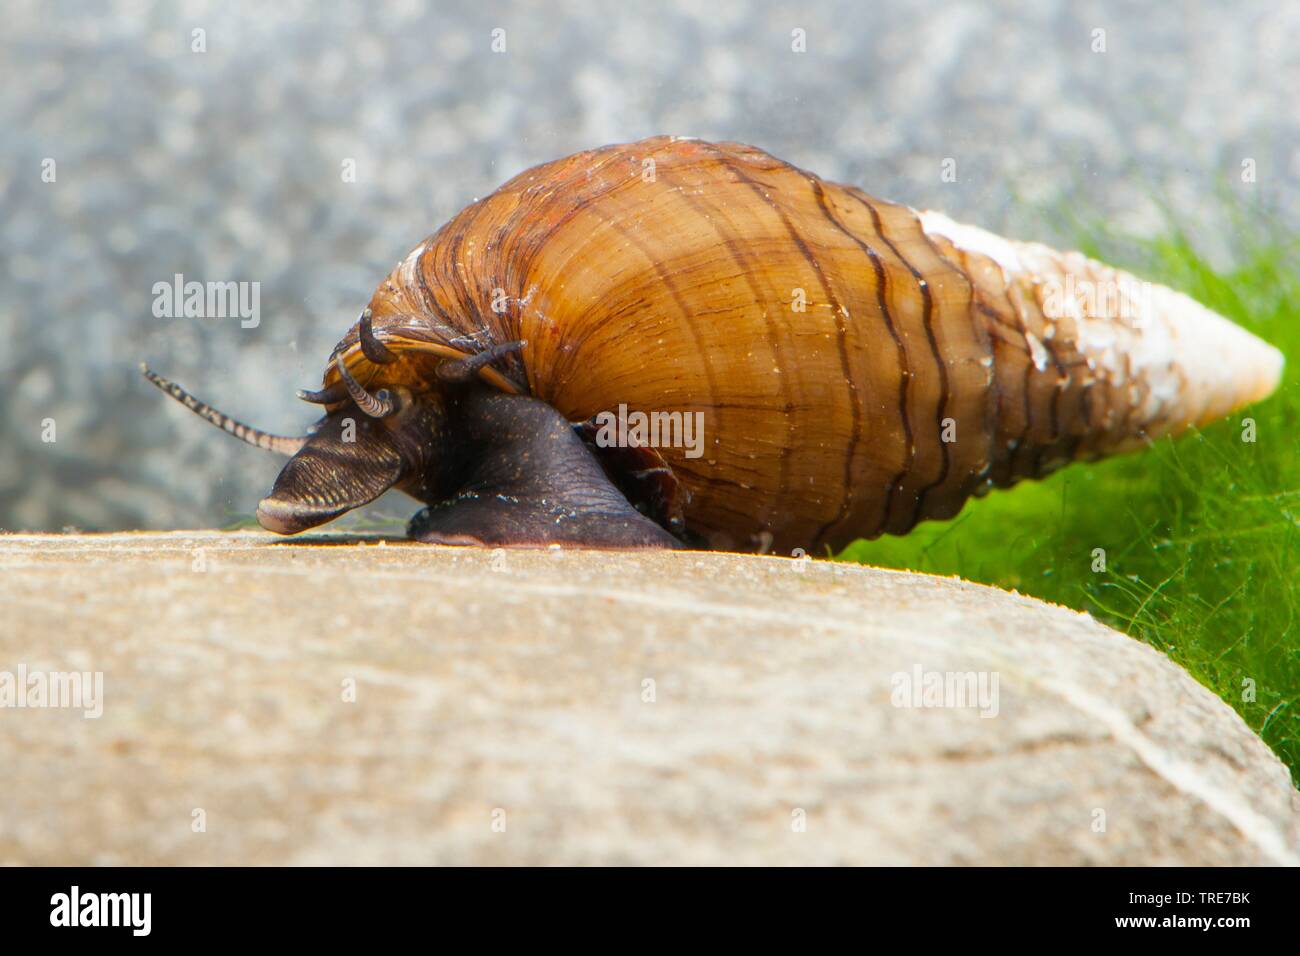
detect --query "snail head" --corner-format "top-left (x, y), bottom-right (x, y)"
top-left (141, 362), bottom-right (452, 535)
top-left (142, 305), bottom-right (526, 534)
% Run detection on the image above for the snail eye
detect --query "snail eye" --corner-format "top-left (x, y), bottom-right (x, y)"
top-left (378, 387), bottom-right (415, 418)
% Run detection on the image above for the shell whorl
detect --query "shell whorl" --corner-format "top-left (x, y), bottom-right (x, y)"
top-left (321, 137), bottom-right (1282, 552)
top-left (920, 211), bottom-right (1284, 488)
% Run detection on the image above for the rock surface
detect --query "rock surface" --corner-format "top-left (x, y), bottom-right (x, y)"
top-left (1, 531), bottom-right (1296, 865)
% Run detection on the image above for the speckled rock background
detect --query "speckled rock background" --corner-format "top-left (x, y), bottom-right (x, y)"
top-left (3, 0), bottom-right (1296, 532)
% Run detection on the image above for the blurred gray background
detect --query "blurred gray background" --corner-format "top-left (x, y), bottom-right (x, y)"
top-left (3, 0), bottom-right (1296, 532)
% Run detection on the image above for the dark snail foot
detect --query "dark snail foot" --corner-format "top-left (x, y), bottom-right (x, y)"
top-left (407, 496), bottom-right (681, 549)
top-left (408, 390), bottom-right (683, 549)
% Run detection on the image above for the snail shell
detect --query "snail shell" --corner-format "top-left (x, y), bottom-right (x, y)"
top-left (314, 136), bottom-right (1282, 553)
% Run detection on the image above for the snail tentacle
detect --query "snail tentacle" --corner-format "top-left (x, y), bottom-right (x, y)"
top-left (296, 382), bottom-right (348, 405)
top-left (358, 308), bottom-right (398, 365)
top-left (335, 354), bottom-right (396, 417)
top-left (140, 364), bottom-right (305, 456)
top-left (436, 339), bottom-right (528, 385)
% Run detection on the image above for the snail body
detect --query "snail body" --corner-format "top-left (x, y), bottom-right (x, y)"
top-left (145, 137), bottom-right (1283, 552)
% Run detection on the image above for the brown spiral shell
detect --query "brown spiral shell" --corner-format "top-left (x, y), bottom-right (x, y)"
top-left (316, 137), bottom-right (1282, 553)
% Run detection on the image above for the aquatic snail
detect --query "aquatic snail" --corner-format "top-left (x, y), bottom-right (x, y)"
top-left (143, 137), bottom-right (1284, 552)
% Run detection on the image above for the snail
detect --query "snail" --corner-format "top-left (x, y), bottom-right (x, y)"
top-left (143, 137), bottom-right (1284, 553)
